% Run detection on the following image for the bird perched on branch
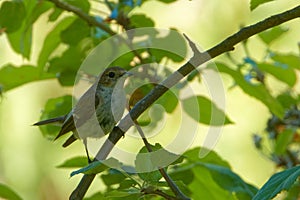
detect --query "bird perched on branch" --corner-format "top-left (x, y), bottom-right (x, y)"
top-left (34, 66), bottom-right (131, 161)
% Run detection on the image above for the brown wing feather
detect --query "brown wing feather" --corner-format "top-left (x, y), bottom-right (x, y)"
top-left (55, 80), bottom-right (102, 140)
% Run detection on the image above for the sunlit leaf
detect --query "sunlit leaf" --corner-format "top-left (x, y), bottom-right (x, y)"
top-left (0, 183), bottom-right (22, 200)
top-left (250, 0), bottom-right (276, 11)
top-left (253, 165), bottom-right (300, 200)
top-left (130, 14), bottom-right (155, 28)
top-left (56, 156), bottom-right (88, 168)
top-left (257, 63), bottom-right (296, 87)
top-left (258, 26), bottom-right (287, 44)
top-left (271, 53), bottom-right (300, 70)
top-left (37, 16), bottom-right (76, 69)
top-left (182, 95), bottom-right (233, 126)
top-left (0, 64), bottom-right (53, 91)
top-left (214, 62), bottom-right (284, 118)
top-left (274, 128), bottom-right (295, 155)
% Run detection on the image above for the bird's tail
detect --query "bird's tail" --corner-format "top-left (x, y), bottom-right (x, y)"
top-left (33, 116), bottom-right (66, 126)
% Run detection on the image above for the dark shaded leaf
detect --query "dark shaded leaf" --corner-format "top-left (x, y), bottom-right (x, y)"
top-left (253, 165), bottom-right (300, 200)
top-left (70, 158), bottom-right (121, 177)
top-left (60, 18), bottom-right (90, 45)
top-left (0, 0), bottom-right (26, 33)
top-left (38, 95), bottom-right (73, 140)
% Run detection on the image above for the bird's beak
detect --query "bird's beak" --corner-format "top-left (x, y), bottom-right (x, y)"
top-left (123, 71), bottom-right (133, 77)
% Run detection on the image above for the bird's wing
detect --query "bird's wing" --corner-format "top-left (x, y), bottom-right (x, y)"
top-left (55, 82), bottom-right (102, 140)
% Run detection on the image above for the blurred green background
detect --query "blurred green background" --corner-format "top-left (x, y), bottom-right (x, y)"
top-left (0, 0), bottom-right (300, 199)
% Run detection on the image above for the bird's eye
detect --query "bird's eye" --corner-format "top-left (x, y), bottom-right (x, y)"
top-left (108, 71), bottom-right (115, 78)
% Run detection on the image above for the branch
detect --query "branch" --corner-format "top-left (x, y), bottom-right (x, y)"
top-left (69, 4), bottom-right (300, 200)
top-left (134, 122), bottom-right (190, 200)
top-left (47, 0), bottom-right (115, 35)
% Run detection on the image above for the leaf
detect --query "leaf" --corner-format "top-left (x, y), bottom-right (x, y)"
top-left (182, 95), bottom-right (233, 126)
top-left (38, 95), bottom-right (73, 140)
top-left (104, 189), bottom-right (140, 199)
top-left (250, 0), bottom-right (276, 11)
top-left (203, 163), bottom-right (258, 199)
top-left (65, 0), bottom-right (90, 13)
top-left (60, 18), bottom-right (90, 45)
top-left (257, 63), bottom-right (296, 87)
top-left (0, 0), bottom-right (26, 33)
top-left (276, 92), bottom-right (299, 109)
top-left (0, 183), bottom-right (22, 200)
top-left (271, 53), bottom-right (300, 70)
top-left (183, 147), bottom-right (231, 168)
top-left (47, 46), bottom-right (83, 86)
top-left (0, 64), bottom-right (54, 91)
top-left (156, 0), bottom-right (178, 3)
top-left (70, 158), bottom-right (121, 177)
top-left (274, 128), bottom-right (295, 155)
top-left (37, 16), bottom-right (76, 69)
top-left (56, 156), bottom-right (88, 168)
top-left (214, 62), bottom-right (284, 118)
top-left (129, 14), bottom-right (155, 28)
top-left (253, 165), bottom-right (300, 200)
top-left (101, 169), bottom-right (127, 186)
top-left (258, 26), bottom-right (287, 44)
top-left (83, 192), bottom-right (105, 200)
top-left (189, 165), bottom-right (235, 200)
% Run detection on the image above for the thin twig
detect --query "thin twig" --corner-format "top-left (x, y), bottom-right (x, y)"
top-left (134, 122), bottom-right (190, 200)
top-left (64, 4), bottom-right (300, 200)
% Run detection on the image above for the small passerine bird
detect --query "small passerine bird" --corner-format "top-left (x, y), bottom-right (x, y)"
top-left (34, 66), bottom-right (131, 160)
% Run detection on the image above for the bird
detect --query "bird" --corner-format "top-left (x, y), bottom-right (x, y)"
top-left (34, 66), bottom-right (131, 161)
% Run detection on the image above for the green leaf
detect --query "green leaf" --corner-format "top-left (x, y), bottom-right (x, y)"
top-left (5, 1), bottom-right (53, 58)
top-left (0, 0), bottom-right (26, 33)
top-left (253, 165), bottom-right (300, 200)
top-left (65, 0), bottom-right (90, 13)
top-left (48, 47), bottom-right (82, 86)
top-left (203, 163), bottom-right (258, 199)
top-left (156, 0), bottom-right (178, 3)
top-left (182, 95), bottom-right (233, 126)
top-left (189, 165), bottom-right (235, 200)
top-left (60, 18), bottom-right (90, 45)
top-left (37, 16), bottom-right (76, 69)
top-left (101, 169), bottom-right (127, 186)
top-left (38, 95), bottom-right (73, 140)
top-left (0, 64), bottom-right (54, 91)
top-left (250, 0), bottom-right (276, 11)
top-left (276, 92), bottom-right (299, 109)
top-left (56, 156), bottom-right (88, 168)
top-left (271, 53), bottom-right (300, 70)
top-left (0, 183), bottom-right (22, 200)
top-left (214, 62), bottom-right (284, 118)
top-left (83, 192), bottom-right (105, 200)
top-left (258, 26), bottom-right (287, 44)
top-left (129, 14), bottom-right (155, 28)
top-left (70, 158), bottom-right (121, 177)
top-left (274, 128), bottom-right (295, 155)
top-left (156, 89), bottom-right (178, 113)
top-left (257, 63), bottom-right (296, 87)
top-left (104, 189), bottom-right (140, 199)
top-left (183, 147), bottom-right (231, 168)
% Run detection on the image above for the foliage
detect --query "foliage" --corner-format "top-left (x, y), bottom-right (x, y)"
top-left (0, 0), bottom-right (300, 199)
